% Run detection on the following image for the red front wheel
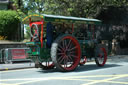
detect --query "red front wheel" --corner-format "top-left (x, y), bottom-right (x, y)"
top-left (35, 57), bottom-right (54, 70)
top-left (79, 56), bottom-right (87, 66)
top-left (39, 61), bottom-right (54, 70)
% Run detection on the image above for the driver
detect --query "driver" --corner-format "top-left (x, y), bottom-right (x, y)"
top-left (46, 22), bottom-right (54, 48)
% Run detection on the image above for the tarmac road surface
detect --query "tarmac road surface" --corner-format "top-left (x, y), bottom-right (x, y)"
top-left (0, 55), bottom-right (128, 85)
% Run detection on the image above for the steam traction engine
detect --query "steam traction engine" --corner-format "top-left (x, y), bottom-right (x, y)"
top-left (22, 14), bottom-right (107, 71)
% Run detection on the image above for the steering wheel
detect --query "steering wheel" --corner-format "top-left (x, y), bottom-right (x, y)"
top-left (30, 24), bottom-right (39, 42)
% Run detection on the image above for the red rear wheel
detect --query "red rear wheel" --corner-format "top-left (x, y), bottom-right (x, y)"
top-left (95, 46), bottom-right (107, 66)
top-left (51, 34), bottom-right (81, 71)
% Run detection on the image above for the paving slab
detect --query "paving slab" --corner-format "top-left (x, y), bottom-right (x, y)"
top-left (0, 62), bottom-right (35, 71)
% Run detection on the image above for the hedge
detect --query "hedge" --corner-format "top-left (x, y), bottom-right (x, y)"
top-left (0, 10), bottom-right (20, 40)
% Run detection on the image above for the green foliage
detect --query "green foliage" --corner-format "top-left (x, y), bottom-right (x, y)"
top-left (12, 0), bottom-right (128, 40)
top-left (24, 25), bottom-right (31, 39)
top-left (0, 10), bottom-right (20, 40)
top-left (43, 0), bottom-right (128, 18)
top-left (12, 0), bottom-right (128, 18)
top-left (12, 0), bottom-right (45, 15)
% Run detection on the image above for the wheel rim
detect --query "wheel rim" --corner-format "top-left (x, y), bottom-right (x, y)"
top-left (56, 36), bottom-right (81, 71)
top-left (97, 48), bottom-right (107, 66)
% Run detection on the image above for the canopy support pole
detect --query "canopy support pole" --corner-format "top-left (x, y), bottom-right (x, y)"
top-left (72, 23), bottom-right (74, 33)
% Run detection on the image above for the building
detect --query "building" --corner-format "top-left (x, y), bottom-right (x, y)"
top-left (0, 0), bottom-right (9, 10)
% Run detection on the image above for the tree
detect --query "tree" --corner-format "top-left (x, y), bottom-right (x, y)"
top-left (12, 0), bottom-right (128, 17)
top-left (12, 0), bottom-right (128, 18)
top-left (0, 10), bottom-right (21, 40)
top-left (12, 0), bottom-right (45, 15)
top-left (43, 0), bottom-right (128, 18)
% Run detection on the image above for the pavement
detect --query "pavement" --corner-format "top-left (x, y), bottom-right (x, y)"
top-left (0, 55), bottom-right (128, 71)
top-left (0, 62), bottom-right (35, 71)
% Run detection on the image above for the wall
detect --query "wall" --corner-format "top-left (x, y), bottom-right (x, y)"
top-left (0, 42), bottom-right (27, 51)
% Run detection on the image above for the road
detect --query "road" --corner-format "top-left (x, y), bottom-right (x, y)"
top-left (0, 56), bottom-right (128, 85)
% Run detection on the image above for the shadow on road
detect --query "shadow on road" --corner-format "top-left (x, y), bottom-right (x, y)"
top-left (37, 63), bottom-right (122, 73)
top-left (74, 63), bottom-right (122, 72)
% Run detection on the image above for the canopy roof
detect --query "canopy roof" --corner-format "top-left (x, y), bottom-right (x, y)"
top-left (22, 14), bottom-right (101, 25)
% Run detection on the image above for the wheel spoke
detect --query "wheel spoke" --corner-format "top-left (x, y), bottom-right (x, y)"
top-left (64, 58), bottom-right (68, 68)
top-left (57, 52), bottom-right (65, 55)
top-left (62, 39), bottom-right (66, 48)
top-left (57, 47), bottom-right (62, 51)
top-left (67, 55), bottom-right (73, 62)
top-left (64, 39), bottom-right (68, 49)
top-left (58, 45), bottom-right (64, 51)
top-left (68, 46), bottom-right (77, 51)
top-left (58, 56), bottom-right (65, 64)
top-left (68, 42), bottom-right (73, 49)
top-left (67, 39), bottom-right (72, 49)
top-left (58, 56), bottom-right (64, 62)
top-left (62, 39), bottom-right (68, 50)
top-left (69, 51), bottom-right (75, 54)
top-left (70, 54), bottom-right (78, 59)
